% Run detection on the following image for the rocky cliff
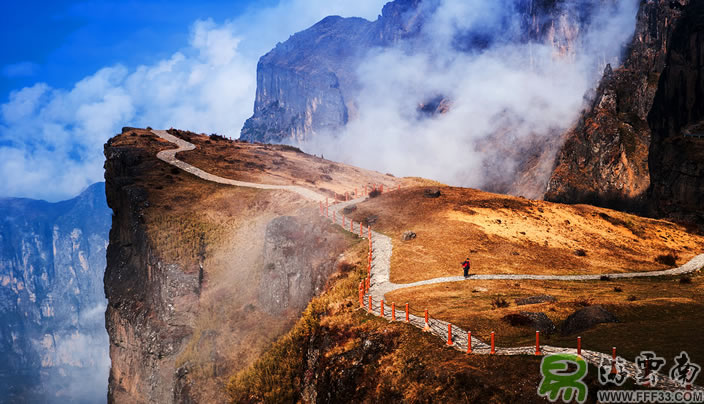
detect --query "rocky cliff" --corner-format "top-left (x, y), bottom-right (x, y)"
top-left (103, 129), bottom-right (353, 403)
top-left (647, 1), bottom-right (704, 227)
top-left (545, 0), bottom-right (689, 211)
top-left (240, 0), bottom-right (425, 143)
top-left (0, 183), bottom-right (111, 403)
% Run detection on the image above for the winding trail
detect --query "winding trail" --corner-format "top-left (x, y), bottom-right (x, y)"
top-left (153, 129), bottom-right (703, 391)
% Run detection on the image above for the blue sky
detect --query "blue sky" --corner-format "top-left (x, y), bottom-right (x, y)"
top-left (0, 0), bottom-right (386, 201)
top-left (0, 0), bottom-right (277, 100)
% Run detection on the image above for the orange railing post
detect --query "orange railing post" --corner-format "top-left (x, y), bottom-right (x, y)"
top-left (391, 302), bottom-right (396, 321)
top-left (359, 284), bottom-right (364, 307)
top-left (535, 331), bottom-right (541, 355)
top-left (405, 303), bottom-right (409, 322)
top-left (447, 324), bottom-right (453, 346)
top-left (611, 347), bottom-right (617, 374)
top-left (368, 295), bottom-right (372, 312)
top-left (467, 331), bottom-right (472, 354)
top-left (380, 184), bottom-right (384, 194)
top-left (359, 222), bottom-right (363, 237)
top-left (490, 332), bottom-right (495, 354)
top-left (380, 300), bottom-right (384, 317)
top-left (423, 309), bottom-right (430, 331)
top-left (577, 336), bottom-right (582, 357)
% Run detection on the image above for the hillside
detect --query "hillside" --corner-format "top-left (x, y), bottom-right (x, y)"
top-left (104, 127), bottom-right (703, 402)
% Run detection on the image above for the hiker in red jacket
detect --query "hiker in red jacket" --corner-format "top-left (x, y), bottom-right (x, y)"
top-left (462, 257), bottom-right (471, 278)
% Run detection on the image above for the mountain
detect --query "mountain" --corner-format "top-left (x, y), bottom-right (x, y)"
top-left (239, 0), bottom-right (425, 143)
top-left (0, 183), bottom-right (111, 403)
top-left (240, 0), bottom-right (590, 145)
top-left (240, 0), bottom-right (703, 226)
top-left (545, 0), bottom-right (702, 223)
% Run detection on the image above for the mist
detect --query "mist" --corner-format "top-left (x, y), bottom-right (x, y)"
top-left (305, 0), bottom-right (640, 196)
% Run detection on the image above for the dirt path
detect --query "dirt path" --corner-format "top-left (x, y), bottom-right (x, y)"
top-left (155, 130), bottom-right (325, 202)
top-left (153, 129), bottom-right (703, 391)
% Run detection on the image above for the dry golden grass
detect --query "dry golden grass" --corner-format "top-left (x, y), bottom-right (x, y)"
top-left (349, 186), bottom-right (703, 283)
top-left (387, 272), bottom-right (704, 365)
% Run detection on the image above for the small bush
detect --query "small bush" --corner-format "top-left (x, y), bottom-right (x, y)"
top-left (501, 313), bottom-right (532, 326)
top-left (680, 276), bottom-right (693, 284)
top-left (655, 252), bottom-right (679, 266)
top-left (600, 275), bottom-right (611, 281)
top-left (627, 295), bottom-right (637, 301)
top-left (369, 189), bottom-right (381, 198)
top-left (491, 297), bottom-right (510, 309)
top-left (146, 126), bottom-right (153, 131)
top-left (209, 133), bottom-right (226, 141)
top-left (574, 298), bottom-right (592, 307)
top-left (574, 249), bottom-right (587, 257)
top-left (613, 287), bottom-right (623, 292)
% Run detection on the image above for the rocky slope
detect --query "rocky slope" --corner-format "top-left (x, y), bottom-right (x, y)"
top-left (545, 0), bottom-right (691, 211)
top-left (0, 183), bottom-right (111, 403)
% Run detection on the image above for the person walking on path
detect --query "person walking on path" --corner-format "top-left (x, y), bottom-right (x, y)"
top-left (462, 257), bottom-right (471, 278)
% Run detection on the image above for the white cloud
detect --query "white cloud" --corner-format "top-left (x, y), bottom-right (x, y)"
top-left (0, 0), bottom-right (387, 201)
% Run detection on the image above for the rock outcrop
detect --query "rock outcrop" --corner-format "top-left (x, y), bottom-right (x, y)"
top-left (546, 0), bottom-right (703, 220)
top-left (240, 0), bottom-right (424, 143)
top-left (0, 183), bottom-right (110, 403)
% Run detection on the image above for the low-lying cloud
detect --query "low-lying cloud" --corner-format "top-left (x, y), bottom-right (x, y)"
top-left (0, 0), bottom-right (387, 201)
top-left (307, 0), bottom-right (639, 196)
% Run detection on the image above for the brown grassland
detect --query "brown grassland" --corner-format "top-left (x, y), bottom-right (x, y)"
top-left (349, 186), bottom-right (703, 283)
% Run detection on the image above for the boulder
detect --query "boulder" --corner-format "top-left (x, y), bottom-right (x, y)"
top-left (424, 189), bottom-right (441, 198)
top-left (342, 205), bottom-right (356, 214)
top-left (401, 231), bottom-right (416, 241)
top-left (501, 312), bottom-right (556, 335)
top-left (520, 312), bottom-right (557, 335)
top-left (515, 294), bottom-right (556, 306)
top-left (560, 305), bottom-right (618, 336)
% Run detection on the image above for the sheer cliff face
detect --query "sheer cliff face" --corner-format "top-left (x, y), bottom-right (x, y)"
top-left (545, 0), bottom-right (689, 210)
top-left (0, 183), bottom-right (110, 403)
top-left (648, 1), bottom-right (704, 227)
top-left (103, 130), bottom-right (352, 403)
top-left (240, 0), bottom-right (424, 143)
